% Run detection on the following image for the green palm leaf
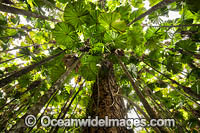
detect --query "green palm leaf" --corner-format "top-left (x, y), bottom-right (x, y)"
top-left (52, 22), bottom-right (78, 49)
top-left (64, 2), bottom-right (90, 29)
top-left (99, 12), bottom-right (127, 32)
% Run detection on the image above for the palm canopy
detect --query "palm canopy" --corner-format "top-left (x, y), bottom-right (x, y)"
top-left (0, 0), bottom-right (200, 132)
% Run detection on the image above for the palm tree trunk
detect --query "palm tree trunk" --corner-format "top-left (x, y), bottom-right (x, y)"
top-left (0, 25), bottom-right (36, 31)
top-left (0, 103), bottom-right (26, 131)
top-left (85, 60), bottom-right (129, 132)
top-left (130, 52), bottom-right (200, 100)
top-left (117, 56), bottom-right (170, 133)
top-left (0, 50), bottom-right (65, 88)
top-left (40, 0), bottom-right (64, 12)
top-left (0, 3), bottom-right (60, 22)
top-left (0, 43), bottom-right (45, 53)
top-left (0, 55), bottom-right (25, 65)
top-left (144, 68), bottom-right (200, 107)
top-left (166, 47), bottom-right (200, 60)
top-left (49, 83), bottom-right (78, 132)
top-left (117, 57), bottom-right (158, 118)
top-left (52, 81), bottom-right (85, 133)
top-left (128, 0), bottom-right (178, 26)
top-left (150, 24), bottom-right (200, 28)
top-left (0, 68), bottom-right (19, 79)
top-left (143, 61), bottom-right (200, 100)
top-left (117, 94), bottom-right (161, 133)
top-left (10, 54), bottom-right (83, 132)
top-left (0, 80), bottom-right (42, 110)
top-left (0, 34), bottom-right (23, 40)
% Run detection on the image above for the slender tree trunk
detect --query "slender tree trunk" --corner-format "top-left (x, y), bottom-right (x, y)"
top-left (141, 84), bottom-right (172, 118)
top-left (0, 34), bottom-right (23, 40)
top-left (40, 0), bottom-right (64, 12)
top-left (184, 105), bottom-right (200, 118)
top-left (143, 61), bottom-right (200, 100)
top-left (0, 25), bottom-right (36, 31)
top-left (0, 70), bottom-right (14, 79)
top-left (52, 81), bottom-right (84, 133)
top-left (0, 80), bottom-right (42, 110)
top-left (10, 54), bottom-right (83, 132)
top-left (85, 60), bottom-right (129, 132)
top-left (177, 48), bottom-right (200, 59)
top-left (0, 3), bottom-right (60, 22)
top-left (49, 83), bottom-right (78, 132)
top-left (0, 64), bottom-right (24, 79)
top-left (166, 47), bottom-right (200, 60)
top-left (117, 94), bottom-right (150, 120)
top-left (0, 43), bottom-right (45, 53)
top-left (117, 57), bottom-right (158, 118)
top-left (116, 94), bottom-right (161, 133)
top-left (131, 106), bottom-right (150, 133)
top-left (0, 55), bottom-right (25, 65)
top-left (130, 52), bottom-right (200, 100)
top-left (63, 94), bottom-right (81, 132)
top-left (128, 0), bottom-right (178, 25)
top-left (0, 103), bottom-right (18, 125)
top-left (117, 56), bottom-right (170, 133)
top-left (144, 68), bottom-right (200, 107)
top-left (0, 103), bottom-right (26, 131)
top-left (150, 24), bottom-right (200, 28)
top-left (0, 50), bottom-right (65, 88)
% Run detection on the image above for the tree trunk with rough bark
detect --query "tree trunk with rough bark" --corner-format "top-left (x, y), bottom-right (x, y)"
top-left (85, 60), bottom-right (130, 133)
